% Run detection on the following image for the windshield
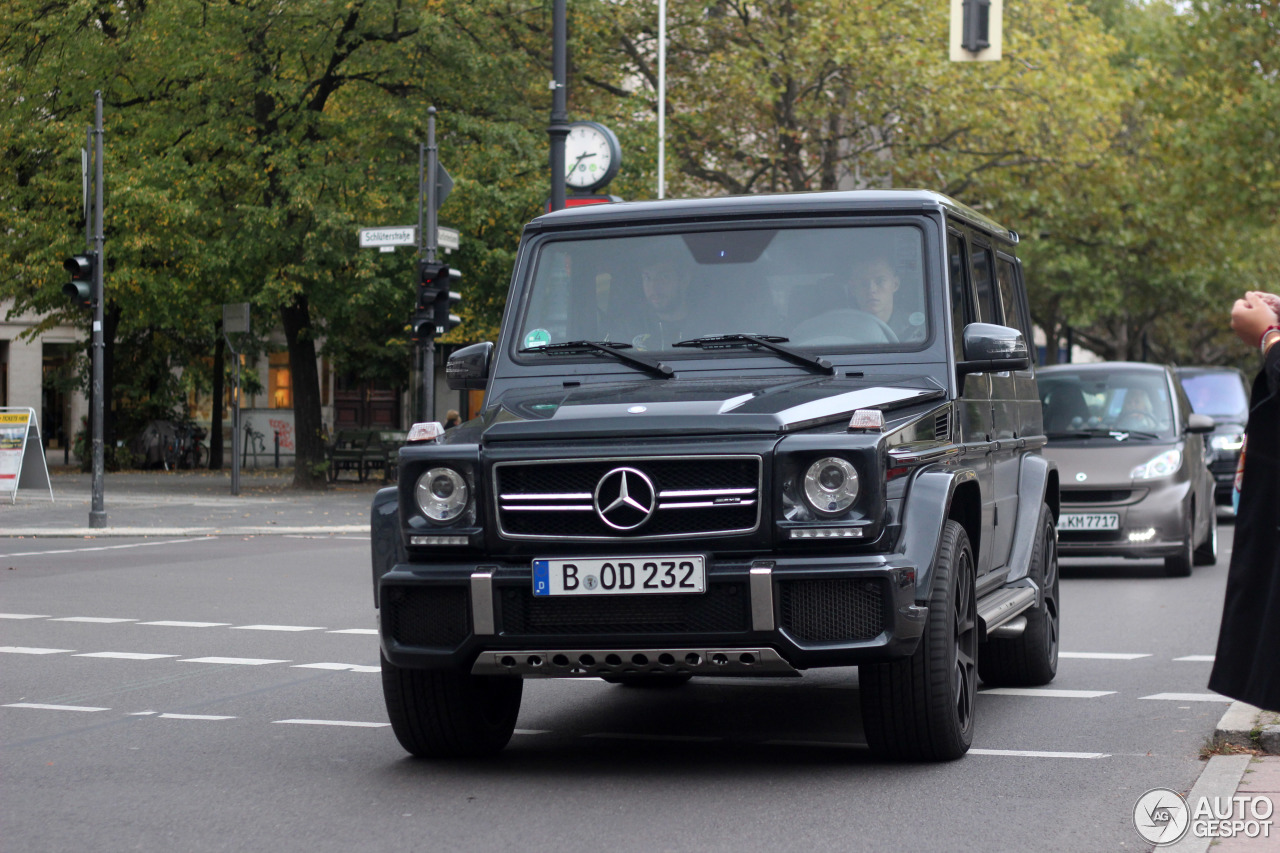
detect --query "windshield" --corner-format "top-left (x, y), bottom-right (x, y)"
top-left (1178, 372), bottom-right (1248, 419)
top-left (517, 225), bottom-right (929, 357)
top-left (1039, 370), bottom-right (1176, 440)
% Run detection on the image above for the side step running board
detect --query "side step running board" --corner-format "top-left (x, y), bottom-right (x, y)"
top-left (977, 586), bottom-right (1037, 640)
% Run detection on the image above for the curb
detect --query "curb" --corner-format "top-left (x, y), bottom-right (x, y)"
top-left (1162, 754), bottom-right (1254, 853)
top-left (2, 526), bottom-right (370, 538)
top-left (1215, 701), bottom-right (1280, 755)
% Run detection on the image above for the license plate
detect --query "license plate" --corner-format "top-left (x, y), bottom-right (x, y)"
top-left (532, 556), bottom-right (706, 596)
top-left (1057, 513), bottom-right (1119, 531)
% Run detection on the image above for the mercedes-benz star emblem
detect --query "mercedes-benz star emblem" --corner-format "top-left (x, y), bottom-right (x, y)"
top-left (594, 467), bottom-right (657, 531)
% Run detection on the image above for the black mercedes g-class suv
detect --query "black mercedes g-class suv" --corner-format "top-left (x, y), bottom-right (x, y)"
top-left (371, 190), bottom-right (1061, 761)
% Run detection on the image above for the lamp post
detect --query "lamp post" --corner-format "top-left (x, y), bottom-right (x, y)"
top-left (658, 0), bottom-right (666, 200)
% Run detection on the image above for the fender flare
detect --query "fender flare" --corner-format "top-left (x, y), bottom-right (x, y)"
top-left (900, 465), bottom-right (980, 603)
top-left (1002, 454), bottom-right (1059, 584)
top-left (370, 486), bottom-right (403, 608)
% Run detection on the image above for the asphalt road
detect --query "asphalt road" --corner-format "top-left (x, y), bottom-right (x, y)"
top-left (0, 522), bottom-right (1238, 853)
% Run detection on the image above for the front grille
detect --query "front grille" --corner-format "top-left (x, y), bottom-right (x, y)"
top-left (1058, 529), bottom-right (1124, 543)
top-left (499, 582), bottom-right (750, 636)
top-left (1062, 489), bottom-right (1134, 504)
top-left (779, 579), bottom-right (885, 642)
top-left (381, 586), bottom-right (470, 648)
top-left (494, 456), bottom-right (761, 540)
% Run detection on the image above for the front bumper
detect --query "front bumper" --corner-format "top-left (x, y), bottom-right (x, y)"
top-left (1057, 480), bottom-right (1190, 559)
top-left (378, 554), bottom-right (926, 674)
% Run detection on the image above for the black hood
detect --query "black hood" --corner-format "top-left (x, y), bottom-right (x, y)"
top-left (460, 375), bottom-right (945, 443)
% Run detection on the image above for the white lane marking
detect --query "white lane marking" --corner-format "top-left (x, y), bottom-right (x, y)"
top-left (179, 657), bottom-right (290, 666)
top-left (1059, 652), bottom-right (1151, 660)
top-left (584, 733), bottom-right (721, 743)
top-left (981, 688), bottom-right (1117, 699)
top-left (513, 729), bottom-right (551, 735)
top-left (74, 652), bottom-right (179, 660)
top-left (159, 713), bottom-right (237, 721)
top-left (274, 719), bottom-right (389, 728)
top-left (4, 703), bottom-right (109, 712)
top-left (328, 628), bottom-right (377, 635)
top-left (969, 748), bottom-right (1111, 759)
top-left (0, 646), bottom-right (73, 655)
top-left (292, 663), bottom-right (380, 673)
top-left (0, 538), bottom-right (215, 558)
top-left (52, 617), bottom-right (138, 624)
top-left (1175, 655), bottom-right (1216, 662)
top-left (1142, 692), bottom-right (1235, 702)
top-left (139, 621), bottom-right (231, 628)
top-left (232, 625), bottom-right (325, 632)
top-left (0, 613), bottom-right (50, 620)
top-left (128, 711), bottom-right (159, 716)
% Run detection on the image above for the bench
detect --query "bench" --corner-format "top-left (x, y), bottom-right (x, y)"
top-left (362, 430), bottom-right (407, 482)
top-left (328, 429), bottom-right (374, 482)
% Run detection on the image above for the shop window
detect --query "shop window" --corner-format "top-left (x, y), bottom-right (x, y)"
top-left (269, 352), bottom-right (292, 409)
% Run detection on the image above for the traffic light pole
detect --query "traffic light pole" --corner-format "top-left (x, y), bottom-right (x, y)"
top-left (420, 109), bottom-right (439, 423)
top-left (89, 91), bottom-right (106, 529)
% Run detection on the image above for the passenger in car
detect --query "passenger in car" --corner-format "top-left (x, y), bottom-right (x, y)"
top-left (631, 258), bottom-right (695, 350)
top-left (847, 257), bottom-right (925, 342)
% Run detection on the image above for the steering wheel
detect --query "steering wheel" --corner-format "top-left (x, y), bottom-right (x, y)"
top-left (790, 309), bottom-right (898, 346)
top-left (1117, 412), bottom-right (1159, 432)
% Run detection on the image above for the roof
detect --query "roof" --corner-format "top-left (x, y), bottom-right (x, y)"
top-left (1039, 361), bottom-right (1172, 374)
top-left (528, 189), bottom-right (1018, 244)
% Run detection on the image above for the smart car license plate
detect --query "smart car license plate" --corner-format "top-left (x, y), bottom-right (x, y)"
top-left (1056, 513), bottom-right (1120, 531)
top-left (532, 556), bottom-right (706, 596)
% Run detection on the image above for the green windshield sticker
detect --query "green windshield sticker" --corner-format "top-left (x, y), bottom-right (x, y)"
top-left (524, 328), bottom-right (551, 349)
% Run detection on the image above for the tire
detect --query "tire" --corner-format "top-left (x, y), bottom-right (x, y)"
top-left (1193, 512), bottom-right (1218, 566)
top-left (381, 654), bottom-right (523, 758)
top-left (859, 520), bottom-right (977, 761)
top-left (1164, 510), bottom-right (1194, 577)
top-left (979, 503), bottom-right (1059, 687)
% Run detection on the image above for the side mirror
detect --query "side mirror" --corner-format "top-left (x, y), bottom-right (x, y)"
top-left (446, 341), bottom-right (493, 391)
top-left (1185, 413), bottom-right (1216, 434)
top-left (957, 323), bottom-right (1031, 376)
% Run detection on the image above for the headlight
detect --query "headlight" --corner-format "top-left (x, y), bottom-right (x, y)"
top-left (1211, 433), bottom-right (1244, 452)
top-left (1130, 449), bottom-right (1181, 480)
top-left (803, 457), bottom-right (860, 516)
top-left (415, 467), bottom-right (469, 522)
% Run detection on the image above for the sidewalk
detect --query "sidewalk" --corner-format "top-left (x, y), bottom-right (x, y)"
top-left (0, 467), bottom-right (386, 536)
top-left (1153, 704), bottom-right (1280, 851)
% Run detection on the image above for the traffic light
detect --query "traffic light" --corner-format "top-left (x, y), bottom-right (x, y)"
top-left (433, 286), bottom-right (461, 336)
top-left (417, 259), bottom-right (451, 310)
top-left (63, 252), bottom-right (97, 309)
top-left (410, 309), bottom-right (435, 343)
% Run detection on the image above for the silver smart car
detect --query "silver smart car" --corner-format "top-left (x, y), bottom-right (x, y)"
top-left (1038, 362), bottom-right (1217, 576)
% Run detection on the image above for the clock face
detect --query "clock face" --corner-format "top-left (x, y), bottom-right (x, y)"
top-left (565, 122), bottom-right (620, 190)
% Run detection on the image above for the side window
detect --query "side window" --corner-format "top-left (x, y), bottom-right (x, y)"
top-left (995, 255), bottom-right (1030, 340)
top-left (970, 240), bottom-right (1000, 325)
top-left (947, 230), bottom-right (972, 356)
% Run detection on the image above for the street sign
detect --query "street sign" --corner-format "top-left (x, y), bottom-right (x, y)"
top-left (359, 226), bottom-right (460, 253)
top-left (359, 226), bottom-right (417, 249)
top-left (435, 164), bottom-right (453, 210)
top-left (222, 303), bottom-right (250, 335)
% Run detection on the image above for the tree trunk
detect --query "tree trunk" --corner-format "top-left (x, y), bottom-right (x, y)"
top-left (280, 293), bottom-right (326, 490)
top-left (209, 322), bottom-right (225, 470)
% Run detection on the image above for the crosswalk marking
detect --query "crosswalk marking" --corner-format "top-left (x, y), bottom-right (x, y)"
top-left (969, 748), bottom-right (1110, 759)
top-left (0, 613), bottom-right (50, 619)
top-left (74, 652), bottom-right (178, 660)
top-left (327, 628), bottom-right (377, 635)
top-left (159, 713), bottom-right (237, 721)
top-left (1141, 692), bottom-right (1234, 702)
top-left (291, 663), bottom-right (379, 673)
top-left (139, 621), bottom-right (231, 628)
top-left (1059, 652), bottom-right (1151, 660)
top-left (1, 646), bottom-right (73, 655)
top-left (232, 625), bottom-right (325, 632)
top-left (273, 719), bottom-right (388, 728)
top-left (52, 617), bottom-right (137, 624)
top-left (4, 702), bottom-right (109, 712)
top-left (179, 656), bottom-right (290, 666)
top-left (981, 688), bottom-right (1116, 699)
top-left (1174, 655), bottom-right (1215, 662)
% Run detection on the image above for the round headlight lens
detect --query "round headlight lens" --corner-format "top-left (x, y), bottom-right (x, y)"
top-left (803, 457), bottom-right (860, 516)
top-left (415, 467), bottom-right (469, 522)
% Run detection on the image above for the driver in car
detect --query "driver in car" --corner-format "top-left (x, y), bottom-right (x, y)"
top-left (1115, 388), bottom-right (1159, 431)
top-left (632, 259), bottom-right (695, 350)
top-left (847, 258), bottom-right (925, 342)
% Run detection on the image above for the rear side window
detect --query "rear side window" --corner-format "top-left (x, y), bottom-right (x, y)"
top-left (947, 230), bottom-right (971, 356)
top-left (995, 256), bottom-right (1030, 341)
top-left (970, 241), bottom-right (1000, 325)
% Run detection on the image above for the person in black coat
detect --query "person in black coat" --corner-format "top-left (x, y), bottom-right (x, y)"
top-left (1208, 290), bottom-right (1280, 711)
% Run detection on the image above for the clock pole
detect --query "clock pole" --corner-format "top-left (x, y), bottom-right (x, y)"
top-left (548, 0), bottom-right (568, 212)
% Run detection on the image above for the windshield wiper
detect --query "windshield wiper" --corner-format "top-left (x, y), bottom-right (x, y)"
top-left (519, 340), bottom-right (674, 379)
top-left (673, 333), bottom-right (835, 375)
top-left (1046, 428), bottom-right (1160, 441)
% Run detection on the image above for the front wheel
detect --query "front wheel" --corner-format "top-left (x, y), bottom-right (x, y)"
top-left (860, 519), bottom-right (977, 761)
top-left (1193, 513), bottom-right (1218, 566)
top-left (1164, 509), bottom-right (1194, 577)
top-left (381, 654), bottom-right (522, 758)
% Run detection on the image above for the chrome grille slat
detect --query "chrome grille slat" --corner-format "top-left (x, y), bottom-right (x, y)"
top-left (494, 455), bottom-right (762, 541)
